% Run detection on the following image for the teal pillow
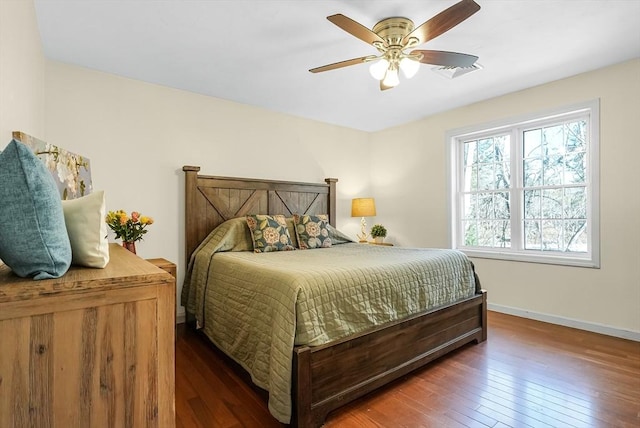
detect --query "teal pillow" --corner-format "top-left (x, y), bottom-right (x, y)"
top-left (0, 140), bottom-right (72, 279)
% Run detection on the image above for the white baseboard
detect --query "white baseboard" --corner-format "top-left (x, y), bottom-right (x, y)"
top-left (488, 303), bottom-right (640, 342)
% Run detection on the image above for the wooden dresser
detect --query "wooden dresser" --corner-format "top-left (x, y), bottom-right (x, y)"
top-left (0, 244), bottom-right (175, 428)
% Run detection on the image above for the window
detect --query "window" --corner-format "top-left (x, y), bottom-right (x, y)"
top-left (447, 100), bottom-right (599, 267)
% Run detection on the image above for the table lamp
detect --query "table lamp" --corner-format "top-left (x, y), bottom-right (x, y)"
top-left (351, 198), bottom-right (376, 243)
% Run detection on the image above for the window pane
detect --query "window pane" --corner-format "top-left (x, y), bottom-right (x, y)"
top-left (524, 128), bottom-right (542, 158)
top-left (524, 220), bottom-right (541, 250)
top-left (463, 221), bottom-right (477, 246)
top-left (495, 135), bottom-right (510, 163)
top-left (464, 140), bottom-right (477, 166)
top-left (477, 138), bottom-right (494, 163)
top-left (543, 124), bottom-right (564, 156)
top-left (462, 193), bottom-right (476, 219)
top-left (565, 120), bottom-right (586, 153)
top-left (564, 152), bottom-right (586, 184)
top-left (463, 165), bottom-right (477, 191)
top-left (477, 221), bottom-right (494, 247)
top-left (524, 190), bottom-right (541, 219)
top-left (494, 192), bottom-right (510, 219)
top-left (496, 162), bottom-right (510, 189)
top-left (478, 164), bottom-right (495, 190)
top-left (565, 220), bottom-right (587, 252)
top-left (564, 187), bottom-right (586, 219)
top-left (524, 158), bottom-right (542, 187)
top-left (476, 193), bottom-right (493, 219)
top-left (495, 220), bottom-right (511, 248)
top-left (542, 188), bottom-right (563, 219)
top-left (542, 220), bottom-right (563, 251)
top-left (543, 155), bottom-right (563, 186)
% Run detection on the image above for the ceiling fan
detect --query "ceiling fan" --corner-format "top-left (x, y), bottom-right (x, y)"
top-left (309, 0), bottom-right (481, 91)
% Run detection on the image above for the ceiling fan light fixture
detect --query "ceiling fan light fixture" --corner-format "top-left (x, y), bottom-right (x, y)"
top-left (382, 67), bottom-right (400, 87)
top-left (399, 57), bottom-right (420, 79)
top-left (369, 59), bottom-right (390, 80)
top-left (310, 0), bottom-right (482, 91)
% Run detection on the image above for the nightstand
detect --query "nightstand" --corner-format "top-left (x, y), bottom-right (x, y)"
top-left (146, 257), bottom-right (177, 278)
top-left (369, 241), bottom-right (394, 246)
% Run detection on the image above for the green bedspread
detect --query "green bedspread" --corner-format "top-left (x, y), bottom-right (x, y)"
top-left (181, 218), bottom-right (478, 424)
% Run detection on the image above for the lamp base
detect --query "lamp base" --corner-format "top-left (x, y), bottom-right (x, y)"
top-left (356, 216), bottom-right (369, 243)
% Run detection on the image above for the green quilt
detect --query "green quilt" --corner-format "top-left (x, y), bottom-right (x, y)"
top-left (181, 218), bottom-right (478, 424)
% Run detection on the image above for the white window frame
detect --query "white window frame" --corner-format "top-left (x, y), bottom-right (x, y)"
top-left (447, 100), bottom-right (600, 268)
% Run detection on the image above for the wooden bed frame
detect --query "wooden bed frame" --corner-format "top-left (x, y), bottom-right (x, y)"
top-left (182, 165), bottom-right (487, 427)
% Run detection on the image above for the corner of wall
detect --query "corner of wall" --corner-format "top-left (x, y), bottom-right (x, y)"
top-left (0, 0), bottom-right (46, 143)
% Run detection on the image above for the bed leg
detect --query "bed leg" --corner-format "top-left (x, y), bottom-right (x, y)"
top-left (293, 346), bottom-right (313, 428)
top-left (478, 290), bottom-right (488, 343)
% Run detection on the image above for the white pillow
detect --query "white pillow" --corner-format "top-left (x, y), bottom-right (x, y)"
top-left (62, 190), bottom-right (110, 268)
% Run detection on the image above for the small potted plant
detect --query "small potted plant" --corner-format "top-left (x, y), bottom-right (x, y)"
top-left (370, 224), bottom-right (387, 244)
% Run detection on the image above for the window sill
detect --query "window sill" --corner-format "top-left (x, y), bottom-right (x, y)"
top-left (459, 248), bottom-right (600, 269)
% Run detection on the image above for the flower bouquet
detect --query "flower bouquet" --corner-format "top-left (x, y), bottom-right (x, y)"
top-left (105, 210), bottom-right (154, 253)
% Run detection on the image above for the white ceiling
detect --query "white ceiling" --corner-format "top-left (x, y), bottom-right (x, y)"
top-left (34, 0), bottom-right (640, 132)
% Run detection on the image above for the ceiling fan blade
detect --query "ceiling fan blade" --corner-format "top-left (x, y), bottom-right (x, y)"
top-left (403, 0), bottom-right (480, 46)
top-left (327, 14), bottom-right (385, 46)
top-left (413, 50), bottom-right (478, 67)
top-left (380, 81), bottom-right (394, 91)
top-left (309, 56), bottom-right (371, 73)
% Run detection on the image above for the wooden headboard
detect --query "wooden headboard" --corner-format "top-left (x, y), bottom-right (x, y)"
top-left (183, 166), bottom-right (338, 263)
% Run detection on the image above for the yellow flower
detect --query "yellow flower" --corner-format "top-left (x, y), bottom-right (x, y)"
top-left (140, 216), bottom-right (153, 225)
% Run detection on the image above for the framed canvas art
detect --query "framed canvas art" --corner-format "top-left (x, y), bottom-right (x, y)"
top-left (12, 131), bottom-right (92, 200)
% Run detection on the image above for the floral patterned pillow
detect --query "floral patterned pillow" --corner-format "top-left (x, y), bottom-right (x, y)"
top-left (246, 214), bottom-right (296, 253)
top-left (293, 214), bottom-right (332, 249)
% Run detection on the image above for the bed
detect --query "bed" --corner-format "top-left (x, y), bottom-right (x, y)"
top-left (181, 165), bottom-right (487, 427)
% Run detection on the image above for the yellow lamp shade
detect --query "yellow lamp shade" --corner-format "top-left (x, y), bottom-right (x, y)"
top-left (351, 198), bottom-right (376, 217)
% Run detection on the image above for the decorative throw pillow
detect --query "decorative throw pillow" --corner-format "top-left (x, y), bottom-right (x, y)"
top-left (62, 190), bottom-right (110, 268)
top-left (246, 214), bottom-right (295, 253)
top-left (293, 214), bottom-right (332, 249)
top-left (0, 140), bottom-right (72, 279)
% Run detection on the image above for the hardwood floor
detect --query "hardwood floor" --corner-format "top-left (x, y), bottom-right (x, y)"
top-left (176, 312), bottom-right (640, 427)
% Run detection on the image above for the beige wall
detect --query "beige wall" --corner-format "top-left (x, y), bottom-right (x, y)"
top-left (44, 61), bottom-right (372, 319)
top-left (370, 59), bottom-right (640, 336)
top-left (0, 0), bottom-right (45, 142)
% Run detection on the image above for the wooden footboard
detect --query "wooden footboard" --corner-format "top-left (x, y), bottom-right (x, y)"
top-left (292, 290), bottom-right (487, 427)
